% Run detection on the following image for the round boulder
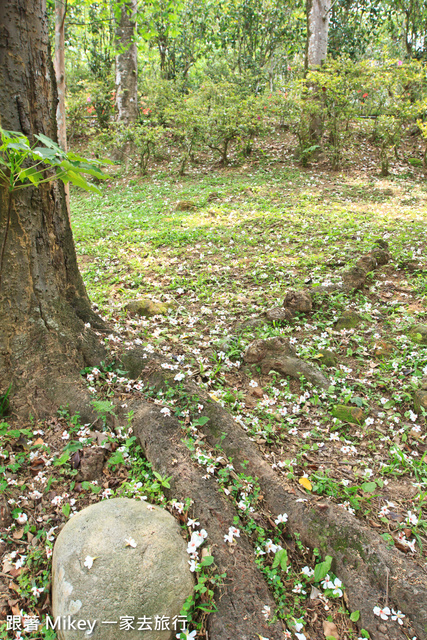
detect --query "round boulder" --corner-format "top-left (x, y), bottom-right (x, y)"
top-left (52, 498), bottom-right (194, 640)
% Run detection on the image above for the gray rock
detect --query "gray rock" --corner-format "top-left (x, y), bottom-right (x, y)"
top-left (126, 299), bottom-right (169, 318)
top-left (265, 307), bottom-right (294, 322)
top-left (52, 498), bottom-right (194, 640)
top-left (244, 336), bottom-right (295, 364)
top-left (244, 337), bottom-right (329, 389)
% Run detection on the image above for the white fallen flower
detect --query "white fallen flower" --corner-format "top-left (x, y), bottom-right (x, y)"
top-left (84, 556), bottom-right (95, 569)
top-left (125, 538), bottom-right (137, 548)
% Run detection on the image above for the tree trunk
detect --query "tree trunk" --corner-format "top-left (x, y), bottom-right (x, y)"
top-left (54, 0), bottom-right (70, 214)
top-left (54, 0), bottom-right (67, 152)
top-left (306, 0), bottom-right (331, 68)
top-left (0, 0), bottom-right (106, 418)
top-left (305, 0), bottom-right (331, 144)
top-left (115, 0), bottom-right (139, 125)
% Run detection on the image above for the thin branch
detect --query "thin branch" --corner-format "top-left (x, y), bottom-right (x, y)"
top-left (323, 0), bottom-right (340, 19)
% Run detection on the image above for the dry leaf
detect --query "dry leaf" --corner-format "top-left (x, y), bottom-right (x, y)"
top-left (310, 586), bottom-right (321, 600)
top-left (323, 620), bottom-right (339, 639)
top-left (33, 437), bottom-right (44, 446)
top-left (2, 560), bottom-right (14, 574)
top-left (12, 528), bottom-right (24, 540)
top-left (299, 476), bottom-right (312, 491)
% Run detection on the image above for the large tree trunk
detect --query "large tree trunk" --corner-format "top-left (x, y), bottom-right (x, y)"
top-left (0, 0), bottom-right (106, 418)
top-left (306, 0), bottom-right (331, 68)
top-left (115, 0), bottom-right (139, 124)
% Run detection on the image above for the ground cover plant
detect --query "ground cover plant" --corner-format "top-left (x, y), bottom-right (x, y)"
top-left (1, 126), bottom-right (426, 640)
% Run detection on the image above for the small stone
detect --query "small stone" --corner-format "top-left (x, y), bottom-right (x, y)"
top-left (373, 239), bottom-right (389, 250)
top-left (370, 247), bottom-right (390, 265)
top-left (283, 289), bottom-right (312, 312)
top-left (52, 498), bottom-right (193, 640)
top-left (265, 307), bottom-right (294, 322)
top-left (414, 389), bottom-right (427, 414)
top-left (342, 266), bottom-right (367, 291)
top-left (77, 448), bottom-right (106, 482)
top-left (374, 341), bottom-right (394, 358)
top-left (331, 405), bottom-right (365, 424)
top-left (334, 310), bottom-right (363, 331)
top-left (207, 192), bottom-right (220, 202)
top-left (407, 324), bottom-right (427, 345)
top-left (126, 298), bottom-right (169, 318)
top-left (176, 200), bottom-right (196, 211)
top-left (244, 337), bottom-right (295, 364)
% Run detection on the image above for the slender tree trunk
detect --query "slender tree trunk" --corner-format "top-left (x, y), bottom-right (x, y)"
top-left (0, 0), bottom-right (106, 418)
top-left (306, 0), bottom-right (331, 68)
top-left (54, 0), bottom-right (70, 214)
top-left (305, 0), bottom-right (331, 144)
top-left (54, 0), bottom-right (67, 152)
top-left (115, 0), bottom-right (138, 124)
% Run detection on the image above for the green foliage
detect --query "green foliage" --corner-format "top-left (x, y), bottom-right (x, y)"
top-left (0, 384), bottom-right (11, 418)
top-left (0, 128), bottom-right (108, 194)
top-left (313, 555), bottom-right (333, 582)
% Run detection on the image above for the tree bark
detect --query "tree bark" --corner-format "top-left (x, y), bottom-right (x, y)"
top-left (0, 0), bottom-right (106, 417)
top-left (306, 0), bottom-right (331, 69)
top-left (54, 0), bottom-right (70, 214)
top-left (115, 0), bottom-right (139, 125)
top-left (54, 0), bottom-right (67, 152)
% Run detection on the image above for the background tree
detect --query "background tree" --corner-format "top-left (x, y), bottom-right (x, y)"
top-left (306, 0), bottom-right (331, 69)
top-left (115, 0), bottom-right (139, 123)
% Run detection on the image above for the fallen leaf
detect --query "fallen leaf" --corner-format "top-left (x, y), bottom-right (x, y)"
top-left (12, 528), bottom-right (24, 540)
top-left (2, 560), bottom-right (14, 574)
top-left (310, 586), bottom-right (321, 600)
top-left (323, 620), bottom-right (339, 639)
top-left (33, 437), bottom-right (45, 446)
top-left (299, 477), bottom-right (312, 491)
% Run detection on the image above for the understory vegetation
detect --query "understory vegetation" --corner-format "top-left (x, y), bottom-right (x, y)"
top-left (1, 138), bottom-right (426, 638)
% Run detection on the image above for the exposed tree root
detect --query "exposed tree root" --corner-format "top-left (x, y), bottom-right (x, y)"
top-left (122, 349), bottom-right (427, 640)
top-left (131, 402), bottom-right (285, 640)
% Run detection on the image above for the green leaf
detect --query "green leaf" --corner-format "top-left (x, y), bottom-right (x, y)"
top-left (200, 555), bottom-right (214, 567)
top-left (18, 166), bottom-right (44, 185)
top-left (361, 482), bottom-right (377, 493)
top-left (272, 548), bottom-right (288, 571)
top-left (314, 555), bottom-right (333, 582)
top-left (54, 451), bottom-right (70, 466)
top-left (62, 503), bottom-right (71, 518)
top-left (34, 133), bottom-right (62, 151)
top-left (66, 170), bottom-right (101, 194)
top-left (350, 610), bottom-right (360, 622)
